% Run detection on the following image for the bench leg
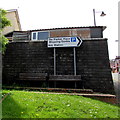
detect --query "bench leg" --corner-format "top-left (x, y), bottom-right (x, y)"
top-left (75, 82), bottom-right (77, 88)
top-left (54, 81), bottom-right (56, 88)
top-left (47, 82), bottom-right (49, 88)
top-left (82, 81), bottom-right (85, 89)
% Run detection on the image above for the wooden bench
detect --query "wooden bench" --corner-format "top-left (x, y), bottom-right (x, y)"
top-left (49, 75), bottom-right (82, 81)
top-left (18, 73), bottom-right (82, 82)
top-left (19, 73), bottom-right (47, 81)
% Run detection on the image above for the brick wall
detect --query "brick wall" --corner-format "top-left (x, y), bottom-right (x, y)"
top-left (2, 39), bottom-right (115, 94)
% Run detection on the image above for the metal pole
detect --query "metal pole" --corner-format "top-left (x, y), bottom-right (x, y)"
top-left (54, 48), bottom-right (56, 75)
top-left (93, 9), bottom-right (96, 26)
top-left (73, 47), bottom-right (76, 75)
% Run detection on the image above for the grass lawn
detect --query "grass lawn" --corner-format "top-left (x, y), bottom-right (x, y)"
top-left (2, 90), bottom-right (120, 118)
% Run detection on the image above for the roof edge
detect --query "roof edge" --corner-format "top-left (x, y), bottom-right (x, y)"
top-left (28, 26), bottom-right (106, 32)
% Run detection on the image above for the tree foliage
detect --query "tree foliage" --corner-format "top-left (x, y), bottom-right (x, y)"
top-left (0, 9), bottom-right (11, 54)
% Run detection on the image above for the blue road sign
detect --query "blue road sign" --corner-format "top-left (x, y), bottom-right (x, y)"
top-left (71, 37), bottom-right (76, 42)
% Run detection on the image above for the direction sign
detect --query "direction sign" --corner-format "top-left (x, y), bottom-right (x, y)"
top-left (48, 37), bottom-right (82, 48)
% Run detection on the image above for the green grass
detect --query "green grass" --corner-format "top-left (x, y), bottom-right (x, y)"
top-left (2, 90), bottom-right (120, 118)
top-left (2, 92), bottom-right (9, 99)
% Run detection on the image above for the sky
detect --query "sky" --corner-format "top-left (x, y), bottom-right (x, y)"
top-left (1, 0), bottom-right (119, 59)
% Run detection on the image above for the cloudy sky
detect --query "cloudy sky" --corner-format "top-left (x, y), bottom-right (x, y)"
top-left (1, 0), bottom-right (119, 59)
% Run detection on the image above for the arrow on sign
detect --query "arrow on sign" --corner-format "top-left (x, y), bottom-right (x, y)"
top-left (77, 37), bottom-right (82, 46)
top-left (70, 37), bottom-right (83, 47)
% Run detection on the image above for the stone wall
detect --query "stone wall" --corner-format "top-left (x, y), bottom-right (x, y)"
top-left (2, 39), bottom-right (115, 94)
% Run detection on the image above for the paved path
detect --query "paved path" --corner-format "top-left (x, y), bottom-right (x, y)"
top-left (112, 73), bottom-right (119, 81)
top-left (112, 73), bottom-right (120, 103)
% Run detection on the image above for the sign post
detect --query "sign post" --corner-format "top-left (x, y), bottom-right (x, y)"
top-left (48, 37), bottom-right (83, 76)
top-left (54, 48), bottom-right (56, 75)
top-left (73, 47), bottom-right (76, 75)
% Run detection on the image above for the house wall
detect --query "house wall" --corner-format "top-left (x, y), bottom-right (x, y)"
top-left (2, 39), bottom-right (115, 94)
top-left (90, 28), bottom-right (103, 38)
top-left (50, 28), bottom-right (91, 38)
top-left (13, 27), bottom-right (103, 42)
top-left (2, 10), bottom-right (21, 35)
